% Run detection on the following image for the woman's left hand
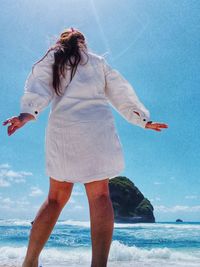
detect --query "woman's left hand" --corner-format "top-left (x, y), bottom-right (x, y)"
top-left (145, 121), bottom-right (168, 131)
top-left (2, 113), bottom-right (35, 136)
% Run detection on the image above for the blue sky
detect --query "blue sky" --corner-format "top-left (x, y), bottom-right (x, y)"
top-left (0, 0), bottom-right (199, 222)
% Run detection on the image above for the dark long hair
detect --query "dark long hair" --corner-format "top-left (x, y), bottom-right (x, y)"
top-left (33, 28), bottom-right (88, 96)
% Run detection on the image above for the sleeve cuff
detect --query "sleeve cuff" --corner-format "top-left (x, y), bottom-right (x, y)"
top-left (129, 108), bottom-right (150, 129)
top-left (139, 118), bottom-right (148, 129)
top-left (20, 92), bottom-right (52, 120)
top-left (20, 105), bottom-right (39, 120)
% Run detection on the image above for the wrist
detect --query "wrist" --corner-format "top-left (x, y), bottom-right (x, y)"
top-left (18, 113), bottom-right (35, 122)
top-left (145, 121), bottom-right (153, 128)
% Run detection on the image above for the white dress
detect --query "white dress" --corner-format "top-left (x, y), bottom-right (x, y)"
top-left (20, 50), bottom-right (150, 184)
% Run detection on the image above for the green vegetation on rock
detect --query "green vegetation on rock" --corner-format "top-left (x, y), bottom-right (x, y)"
top-left (109, 176), bottom-right (155, 223)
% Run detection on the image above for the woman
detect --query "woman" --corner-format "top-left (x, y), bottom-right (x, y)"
top-left (3, 28), bottom-right (168, 267)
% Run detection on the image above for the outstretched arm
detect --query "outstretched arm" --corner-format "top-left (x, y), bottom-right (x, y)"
top-left (102, 58), bottom-right (168, 131)
top-left (20, 50), bottom-right (55, 120)
top-left (3, 51), bottom-right (55, 136)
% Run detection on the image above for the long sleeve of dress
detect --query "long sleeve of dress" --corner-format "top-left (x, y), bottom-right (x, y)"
top-left (102, 58), bottom-right (150, 129)
top-left (20, 51), bottom-right (55, 120)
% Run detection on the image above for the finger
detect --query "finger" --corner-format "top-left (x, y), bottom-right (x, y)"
top-left (9, 122), bottom-right (17, 130)
top-left (156, 123), bottom-right (168, 128)
top-left (159, 124), bottom-right (168, 128)
top-left (151, 125), bottom-right (161, 131)
top-left (151, 125), bottom-right (160, 130)
top-left (152, 124), bottom-right (168, 129)
top-left (11, 127), bottom-right (18, 135)
top-left (8, 123), bottom-right (18, 133)
top-left (8, 126), bottom-right (13, 136)
top-left (3, 119), bottom-right (12, 125)
top-left (148, 126), bottom-right (161, 131)
top-left (3, 118), bottom-right (16, 126)
top-left (8, 126), bottom-right (18, 136)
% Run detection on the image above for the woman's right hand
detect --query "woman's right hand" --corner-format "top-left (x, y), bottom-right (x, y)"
top-left (2, 113), bottom-right (35, 136)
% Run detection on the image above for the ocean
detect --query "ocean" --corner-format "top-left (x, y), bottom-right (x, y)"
top-left (0, 219), bottom-right (200, 267)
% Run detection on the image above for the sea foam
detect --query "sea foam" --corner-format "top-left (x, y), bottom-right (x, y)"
top-left (0, 240), bottom-right (200, 267)
top-left (1, 219), bottom-right (200, 230)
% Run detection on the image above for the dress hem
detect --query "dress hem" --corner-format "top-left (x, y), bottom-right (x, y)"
top-left (46, 166), bottom-right (125, 184)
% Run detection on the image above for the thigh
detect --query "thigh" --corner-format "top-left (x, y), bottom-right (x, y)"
top-left (84, 178), bottom-right (110, 199)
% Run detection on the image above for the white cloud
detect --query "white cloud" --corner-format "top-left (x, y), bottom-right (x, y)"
top-left (68, 197), bottom-right (76, 204)
top-left (72, 191), bottom-right (84, 196)
top-left (74, 205), bottom-right (84, 210)
top-left (149, 197), bottom-right (161, 202)
top-left (0, 179), bottom-right (10, 187)
top-left (16, 199), bottom-right (30, 209)
top-left (29, 187), bottom-right (43, 197)
top-left (185, 195), bottom-right (198, 200)
top-left (0, 196), bottom-right (30, 211)
top-left (1, 197), bottom-right (15, 206)
top-left (0, 163), bottom-right (11, 169)
top-left (4, 170), bottom-right (25, 178)
top-left (154, 205), bottom-right (200, 213)
top-left (154, 182), bottom-right (163, 185)
top-left (0, 163), bottom-right (33, 187)
top-left (33, 205), bottom-right (41, 211)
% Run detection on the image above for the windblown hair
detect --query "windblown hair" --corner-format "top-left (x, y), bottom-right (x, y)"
top-left (33, 28), bottom-right (88, 96)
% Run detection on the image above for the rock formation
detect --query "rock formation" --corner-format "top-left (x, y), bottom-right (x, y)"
top-left (176, 219), bottom-right (183, 222)
top-left (109, 176), bottom-right (155, 223)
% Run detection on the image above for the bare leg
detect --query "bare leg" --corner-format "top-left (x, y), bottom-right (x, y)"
top-left (84, 178), bottom-right (114, 267)
top-left (22, 177), bottom-right (74, 267)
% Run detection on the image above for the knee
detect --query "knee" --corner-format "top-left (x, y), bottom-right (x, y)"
top-left (48, 189), bottom-right (73, 207)
top-left (47, 179), bottom-right (74, 207)
top-left (85, 178), bottom-right (111, 202)
top-left (47, 194), bottom-right (69, 208)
